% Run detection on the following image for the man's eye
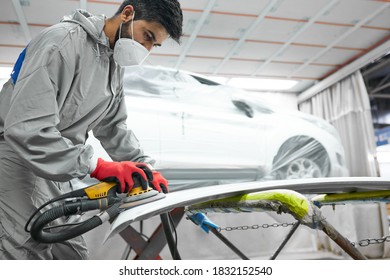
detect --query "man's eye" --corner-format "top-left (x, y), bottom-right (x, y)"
top-left (144, 32), bottom-right (152, 41)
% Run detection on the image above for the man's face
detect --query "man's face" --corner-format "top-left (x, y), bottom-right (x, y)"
top-left (117, 20), bottom-right (169, 52)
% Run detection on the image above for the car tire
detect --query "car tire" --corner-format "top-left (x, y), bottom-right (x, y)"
top-left (271, 136), bottom-right (330, 180)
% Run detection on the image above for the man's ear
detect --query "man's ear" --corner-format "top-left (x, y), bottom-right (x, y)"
top-left (120, 5), bottom-right (134, 23)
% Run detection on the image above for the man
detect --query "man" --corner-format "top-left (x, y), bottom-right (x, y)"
top-left (0, 0), bottom-right (183, 259)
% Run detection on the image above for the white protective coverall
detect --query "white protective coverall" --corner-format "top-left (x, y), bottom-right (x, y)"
top-left (0, 10), bottom-right (154, 259)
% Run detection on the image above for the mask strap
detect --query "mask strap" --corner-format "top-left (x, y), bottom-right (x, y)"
top-left (119, 22), bottom-right (123, 39)
top-left (131, 12), bottom-right (135, 41)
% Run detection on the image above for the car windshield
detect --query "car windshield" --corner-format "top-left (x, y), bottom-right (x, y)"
top-left (122, 66), bottom-right (276, 114)
top-left (123, 66), bottom-right (202, 97)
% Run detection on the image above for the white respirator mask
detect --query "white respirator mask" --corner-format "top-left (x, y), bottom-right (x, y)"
top-left (113, 14), bottom-right (150, 67)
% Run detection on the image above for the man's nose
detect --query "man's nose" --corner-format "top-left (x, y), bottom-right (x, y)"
top-left (142, 42), bottom-right (153, 51)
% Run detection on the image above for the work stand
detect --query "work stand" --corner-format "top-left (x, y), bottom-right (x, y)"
top-left (118, 188), bottom-right (390, 260)
top-left (119, 207), bottom-right (185, 260)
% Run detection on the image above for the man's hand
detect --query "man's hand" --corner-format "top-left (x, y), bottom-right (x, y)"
top-left (90, 158), bottom-right (153, 193)
top-left (150, 171), bottom-right (169, 193)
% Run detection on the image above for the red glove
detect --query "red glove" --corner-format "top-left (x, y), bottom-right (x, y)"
top-left (90, 158), bottom-right (153, 193)
top-left (149, 171), bottom-right (169, 193)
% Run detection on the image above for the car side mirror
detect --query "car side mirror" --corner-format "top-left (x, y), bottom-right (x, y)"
top-left (232, 100), bottom-right (254, 118)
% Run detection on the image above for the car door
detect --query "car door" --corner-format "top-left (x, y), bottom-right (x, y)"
top-left (124, 92), bottom-right (162, 164)
top-left (87, 94), bottom-right (163, 164)
top-left (159, 83), bottom-right (263, 184)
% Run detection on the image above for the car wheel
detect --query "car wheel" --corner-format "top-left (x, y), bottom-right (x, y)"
top-left (282, 157), bottom-right (322, 179)
top-left (271, 136), bottom-right (330, 180)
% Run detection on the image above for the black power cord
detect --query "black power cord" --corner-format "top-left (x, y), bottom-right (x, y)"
top-left (160, 212), bottom-right (181, 260)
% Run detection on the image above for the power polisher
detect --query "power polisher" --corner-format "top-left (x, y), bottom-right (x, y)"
top-left (25, 181), bottom-right (165, 243)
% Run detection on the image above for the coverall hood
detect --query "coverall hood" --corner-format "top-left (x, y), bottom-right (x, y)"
top-left (62, 9), bottom-right (108, 46)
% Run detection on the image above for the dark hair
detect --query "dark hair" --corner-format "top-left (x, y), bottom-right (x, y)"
top-left (115, 0), bottom-right (183, 43)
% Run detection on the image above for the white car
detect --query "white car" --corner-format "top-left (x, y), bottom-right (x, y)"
top-left (87, 65), bottom-right (349, 190)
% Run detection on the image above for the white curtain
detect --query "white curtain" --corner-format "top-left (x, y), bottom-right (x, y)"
top-left (299, 70), bottom-right (379, 177)
top-left (299, 70), bottom-right (389, 259)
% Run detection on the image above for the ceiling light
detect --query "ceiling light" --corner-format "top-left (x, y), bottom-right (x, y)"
top-left (227, 77), bottom-right (298, 91)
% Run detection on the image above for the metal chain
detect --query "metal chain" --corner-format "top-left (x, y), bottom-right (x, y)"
top-left (351, 235), bottom-right (390, 247)
top-left (218, 221), bottom-right (296, 232)
top-left (218, 222), bottom-right (390, 248)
